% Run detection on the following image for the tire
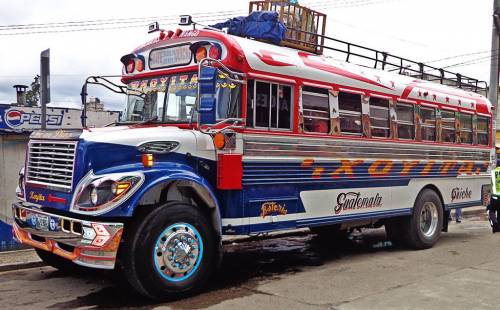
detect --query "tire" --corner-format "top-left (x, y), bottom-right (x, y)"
top-left (387, 189), bottom-right (443, 249)
top-left (120, 202), bottom-right (217, 300)
top-left (35, 248), bottom-right (89, 273)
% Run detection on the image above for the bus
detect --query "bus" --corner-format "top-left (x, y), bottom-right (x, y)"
top-left (12, 6), bottom-right (493, 299)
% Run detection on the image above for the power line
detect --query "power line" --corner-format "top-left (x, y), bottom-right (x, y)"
top-left (0, 9), bottom-right (246, 31)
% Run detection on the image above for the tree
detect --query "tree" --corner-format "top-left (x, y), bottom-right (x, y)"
top-left (25, 75), bottom-right (40, 106)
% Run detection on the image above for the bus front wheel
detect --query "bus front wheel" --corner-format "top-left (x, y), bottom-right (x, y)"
top-left (120, 202), bottom-right (217, 300)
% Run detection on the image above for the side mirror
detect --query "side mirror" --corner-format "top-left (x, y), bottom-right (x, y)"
top-left (198, 66), bottom-right (217, 125)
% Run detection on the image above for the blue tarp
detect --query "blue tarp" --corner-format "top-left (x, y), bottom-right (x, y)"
top-left (211, 11), bottom-right (286, 44)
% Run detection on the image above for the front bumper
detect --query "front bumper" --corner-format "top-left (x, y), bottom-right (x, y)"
top-left (12, 202), bottom-right (124, 269)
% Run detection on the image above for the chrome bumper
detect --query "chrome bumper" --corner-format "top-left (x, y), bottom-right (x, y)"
top-left (12, 202), bottom-right (124, 269)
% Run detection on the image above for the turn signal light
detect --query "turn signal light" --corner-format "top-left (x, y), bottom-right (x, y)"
top-left (213, 132), bottom-right (226, 150)
top-left (142, 153), bottom-right (154, 167)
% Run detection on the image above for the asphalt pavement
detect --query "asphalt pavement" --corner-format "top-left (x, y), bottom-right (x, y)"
top-left (0, 211), bottom-right (499, 309)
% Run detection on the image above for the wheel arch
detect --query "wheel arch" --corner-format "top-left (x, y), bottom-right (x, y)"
top-left (130, 174), bottom-right (222, 236)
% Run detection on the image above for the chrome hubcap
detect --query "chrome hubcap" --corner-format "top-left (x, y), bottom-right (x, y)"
top-left (154, 223), bottom-right (202, 280)
top-left (419, 202), bottom-right (438, 238)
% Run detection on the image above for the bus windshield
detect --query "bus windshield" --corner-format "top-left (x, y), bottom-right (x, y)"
top-left (122, 72), bottom-right (241, 123)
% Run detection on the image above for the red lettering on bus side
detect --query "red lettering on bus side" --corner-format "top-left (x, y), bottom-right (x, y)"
top-left (368, 160), bottom-right (393, 177)
top-left (330, 160), bottom-right (364, 178)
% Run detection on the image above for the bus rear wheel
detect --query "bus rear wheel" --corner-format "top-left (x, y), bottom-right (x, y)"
top-left (386, 189), bottom-right (443, 249)
top-left (121, 202), bottom-right (217, 300)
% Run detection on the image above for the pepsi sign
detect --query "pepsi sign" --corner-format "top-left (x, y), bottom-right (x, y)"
top-left (0, 106), bottom-right (63, 130)
top-left (5, 109), bottom-right (63, 127)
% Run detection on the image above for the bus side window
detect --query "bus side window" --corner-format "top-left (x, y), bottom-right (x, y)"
top-left (302, 86), bottom-right (330, 134)
top-left (338, 92), bottom-right (362, 135)
top-left (247, 80), bottom-right (292, 130)
top-left (396, 102), bottom-right (415, 140)
top-left (420, 107), bottom-right (436, 141)
top-left (255, 81), bottom-right (271, 127)
top-left (460, 113), bottom-right (473, 144)
top-left (477, 116), bottom-right (490, 145)
top-left (441, 110), bottom-right (456, 143)
top-left (369, 97), bottom-right (390, 138)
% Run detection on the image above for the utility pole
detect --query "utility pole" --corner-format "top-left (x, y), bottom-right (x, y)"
top-left (40, 49), bottom-right (50, 130)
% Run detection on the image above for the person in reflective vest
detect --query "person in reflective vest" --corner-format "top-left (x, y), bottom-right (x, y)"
top-left (489, 167), bottom-right (500, 233)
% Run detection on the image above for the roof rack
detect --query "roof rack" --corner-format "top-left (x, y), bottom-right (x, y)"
top-left (249, 0), bottom-right (326, 54)
top-left (248, 0), bottom-right (487, 95)
top-left (289, 28), bottom-right (489, 95)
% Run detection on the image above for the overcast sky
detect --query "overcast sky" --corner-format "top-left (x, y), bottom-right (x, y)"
top-left (0, 0), bottom-right (494, 111)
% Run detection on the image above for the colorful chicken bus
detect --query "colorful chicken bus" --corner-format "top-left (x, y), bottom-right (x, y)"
top-left (12, 16), bottom-right (493, 299)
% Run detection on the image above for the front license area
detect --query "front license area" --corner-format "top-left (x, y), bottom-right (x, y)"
top-left (27, 212), bottom-right (49, 231)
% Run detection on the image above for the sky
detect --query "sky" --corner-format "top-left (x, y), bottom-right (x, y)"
top-left (0, 0), bottom-right (494, 111)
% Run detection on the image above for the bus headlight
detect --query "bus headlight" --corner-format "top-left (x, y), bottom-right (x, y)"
top-left (71, 171), bottom-right (144, 215)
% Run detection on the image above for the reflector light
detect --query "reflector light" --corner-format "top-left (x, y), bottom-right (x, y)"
top-left (209, 46), bottom-right (221, 59)
top-left (92, 235), bottom-right (111, 247)
top-left (213, 132), bottom-right (226, 150)
top-left (126, 58), bottom-right (135, 73)
top-left (196, 47), bottom-right (207, 63)
top-left (92, 223), bottom-right (110, 236)
top-left (175, 28), bottom-right (183, 37)
top-left (135, 58), bottom-right (144, 72)
top-left (142, 153), bottom-right (154, 168)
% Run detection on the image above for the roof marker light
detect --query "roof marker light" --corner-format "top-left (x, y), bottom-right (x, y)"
top-left (195, 47), bottom-right (207, 63)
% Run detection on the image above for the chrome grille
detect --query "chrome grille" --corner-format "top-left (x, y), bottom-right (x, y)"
top-left (26, 140), bottom-right (77, 191)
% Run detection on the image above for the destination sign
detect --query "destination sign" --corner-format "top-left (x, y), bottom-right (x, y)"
top-left (149, 44), bottom-right (192, 69)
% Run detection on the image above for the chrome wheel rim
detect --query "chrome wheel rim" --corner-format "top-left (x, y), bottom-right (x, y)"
top-left (153, 223), bottom-right (203, 282)
top-left (419, 202), bottom-right (439, 238)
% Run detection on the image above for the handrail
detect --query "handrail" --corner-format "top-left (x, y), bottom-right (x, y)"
top-left (281, 27), bottom-right (488, 95)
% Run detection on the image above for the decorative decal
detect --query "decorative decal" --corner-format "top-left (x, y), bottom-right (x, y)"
top-left (29, 192), bottom-right (46, 203)
top-left (260, 202), bottom-right (288, 218)
top-left (335, 192), bottom-right (383, 214)
top-left (451, 187), bottom-right (472, 202)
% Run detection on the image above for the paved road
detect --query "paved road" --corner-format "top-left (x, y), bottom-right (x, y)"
top-left (1, 216), bottom-right (499, 310)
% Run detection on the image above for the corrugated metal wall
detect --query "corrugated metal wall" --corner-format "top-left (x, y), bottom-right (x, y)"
top-left (0, 134), bottom-right (29, 250)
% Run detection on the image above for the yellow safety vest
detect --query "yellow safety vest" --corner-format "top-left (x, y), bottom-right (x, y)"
top-left (492, 167), bottom-right (500, 197)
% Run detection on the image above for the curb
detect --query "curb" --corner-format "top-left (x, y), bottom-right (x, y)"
top-left (0, 261), bottom-right (44, 273)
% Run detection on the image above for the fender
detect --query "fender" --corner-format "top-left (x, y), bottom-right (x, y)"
top-left (121, 163), bottom-right (222, 234)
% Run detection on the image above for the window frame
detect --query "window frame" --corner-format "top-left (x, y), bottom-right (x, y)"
top-left (477, 115), bottom-right (490, 146)
top-left (247, 79), bottom-right (294, 131)
top-left (301, 87), bottom-right (331, 134)
top-left (338, 91), bottom-right (363, 136)
top-left (368, 96), bottom-right (391, 139)
top-left (420, 106), bottom-right (436, 142)
top-left (395, 101), bottom-right (415, 140)
top-left (440, 108), bottom-right (457, 144)
top-left (459, 111), bottom-right (473, 145)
